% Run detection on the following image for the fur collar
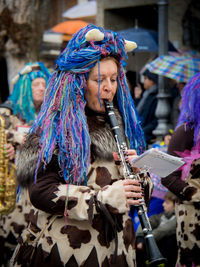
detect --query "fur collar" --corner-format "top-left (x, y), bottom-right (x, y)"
top-left (16, 133), bottom-right (41, 187)
top-left (86, 107), bottom-right (126, 162)
top-left (17, 108), bottom-right (126, 187)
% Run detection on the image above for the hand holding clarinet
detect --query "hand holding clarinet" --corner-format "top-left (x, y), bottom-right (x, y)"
top-left (113, 150), bottom-right (144, 207)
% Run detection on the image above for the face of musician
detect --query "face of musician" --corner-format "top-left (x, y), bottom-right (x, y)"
top-left (163, 198), bottom-right (175, 213)
top-left (32, 77), bottom-right (46, 110)
top-left (85, 57), bottom-right (118, 113)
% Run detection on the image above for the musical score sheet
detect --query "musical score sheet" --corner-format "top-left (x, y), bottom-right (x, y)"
top-left (131, 148), bottom-right (185, 177)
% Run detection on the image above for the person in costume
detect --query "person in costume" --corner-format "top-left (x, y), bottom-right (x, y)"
top-left (161, 73), bottom-right (200, 267)
top-left (0, 62), bottom-right (50, 149)
top-left (0, 62), bottom-right (50, 267)
top-left (11, 25), bottom-right (152, 267)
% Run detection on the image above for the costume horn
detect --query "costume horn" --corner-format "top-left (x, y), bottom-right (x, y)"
top-left (124, 40), bottom-right (137, 52)
top-left (12, 74), bottom-right (20, 85)
top-left (20, 65), bottom-right (32, 75)
top-left (85, 29), bottom-right (104, 41)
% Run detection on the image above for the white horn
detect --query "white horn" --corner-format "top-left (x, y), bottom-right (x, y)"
top-left (12, 74), bottom-right (20, 85)
top-left (125, 40), bottom-right (137, 52)
top-left (85, 29), bottom-right (104, 42)
top-left (20, 65), bottom-right (32, 75)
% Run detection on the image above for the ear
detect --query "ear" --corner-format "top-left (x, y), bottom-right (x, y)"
top-left (124, 40), bottom-right (137, 52)
top-left (85, 29), bottom-right (104, 41)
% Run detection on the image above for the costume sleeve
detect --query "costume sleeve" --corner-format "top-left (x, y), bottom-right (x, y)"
top-left (29, 167), bottom-right (129, 221)
top-left (161, 124), bottom-right (198, 202)
top-left (181, 180), bottom-right (200, 204)
top-left (55, 180), bottom-right (128, 221)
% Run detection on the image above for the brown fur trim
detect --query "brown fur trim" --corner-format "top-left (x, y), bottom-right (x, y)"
top-left (17, 109), bottom-right (126, 186)
top-left (16, 133), bottom-right (41, 187)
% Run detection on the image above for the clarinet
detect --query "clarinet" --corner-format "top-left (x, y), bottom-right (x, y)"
top-left (104, 100), bottom-right (166, 266)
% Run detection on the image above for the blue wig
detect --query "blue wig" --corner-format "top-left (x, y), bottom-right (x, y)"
top-left (176, 73), bottom-right (200, 146)
top-left (9, 62), bottom-right (50, 124)
top-left (30, 24), bottom-right (145, 185)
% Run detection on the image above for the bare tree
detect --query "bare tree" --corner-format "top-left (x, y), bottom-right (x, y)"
top-left (0, 0), bottom-right (51, 91)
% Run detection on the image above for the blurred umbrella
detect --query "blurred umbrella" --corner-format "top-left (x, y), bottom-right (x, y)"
top-left (117, 27), bottom-right (177, 52)
top-left (62, 1), bottom-right (96, 19)
top-left (41, 20), bottom-right (89, 58)
top-left (145, 55), bottom-right (200, 82)
top-left (51, 20), bottom-right (89, 35)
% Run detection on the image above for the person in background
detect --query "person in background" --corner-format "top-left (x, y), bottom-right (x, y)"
top-left (161, 73), bottom-right (200, 267)
top-left (133, 82), bottom-right (144, 107)
top-left (152, 130), bottom-right (173, 152)
top-left (125, 71), bottom-right (144, 107)
top-left (9, 62), bottom-right (50, 123)
top-left (136, 69), bottom-right (158, 145)
top-left (126, 70), bottom-right (136, 98)
top-left (0, 62), bottom-right (50, 148)
top-left (11, 24), bottom-right (153, 267)
top-left (0, 62), bottom-right (50, 267)
top-left (170, 82), bottom-right (186, 130)
top-left (136, 191), bottom-right (177, 267)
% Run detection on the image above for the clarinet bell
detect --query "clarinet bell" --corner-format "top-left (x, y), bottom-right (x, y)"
top-left (145, 236), bottom-right (167, 266)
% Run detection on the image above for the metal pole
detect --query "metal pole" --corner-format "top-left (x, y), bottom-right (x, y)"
top-left (153, 0), bottom-right (171, 137)
top-left (62, 0), bottom-right (66, 22)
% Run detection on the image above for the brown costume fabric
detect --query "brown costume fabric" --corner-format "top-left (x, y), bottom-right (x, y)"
top-left (11, 110), bottom-right (152, 267)
top-left (162, 124), bottom-right (200, 267)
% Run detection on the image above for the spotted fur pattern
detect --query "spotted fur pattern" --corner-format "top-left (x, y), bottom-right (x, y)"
top-left (10, 112), bottom-right (153, 267)
top-left (176, 158), bottom-right (200, 267)
top-left (0, 190), bottom-right (31, 240)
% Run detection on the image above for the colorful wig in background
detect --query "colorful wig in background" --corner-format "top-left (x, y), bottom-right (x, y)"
top-left (30, 24), bottom-right (145, 185)
top-left (8, 62), bottom-right (50, 124)
top-left (176, 73), bottom-right (200, 146)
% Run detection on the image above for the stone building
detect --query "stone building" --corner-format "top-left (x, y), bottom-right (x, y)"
top-left (0, 0), bottom-right (199, 102)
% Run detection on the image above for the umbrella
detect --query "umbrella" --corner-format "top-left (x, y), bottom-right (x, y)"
top-left (145, 55), bottom-right (200, 83)
top-left (51, 20), bottom-right (89, 35)
top-left (117, 27), bottom-right (177, 52)
top-left (62, 1), bottom-right (96, 19)
top-left (41, 20), bottom-right (89, 57)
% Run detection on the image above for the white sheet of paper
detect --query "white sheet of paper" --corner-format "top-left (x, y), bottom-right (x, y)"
top-left (16, 125), bottom-right (31, 134)
top-left (131, 148), bottom-right (185, 177)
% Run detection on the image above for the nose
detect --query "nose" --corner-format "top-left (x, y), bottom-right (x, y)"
top-left (38, 83), bottom-right (45, 91)
top-left (103, 79), bottom-right (112, 92)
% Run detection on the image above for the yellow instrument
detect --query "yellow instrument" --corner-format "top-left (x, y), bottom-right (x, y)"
top-left (0, 115), bottom-right (17, 215)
